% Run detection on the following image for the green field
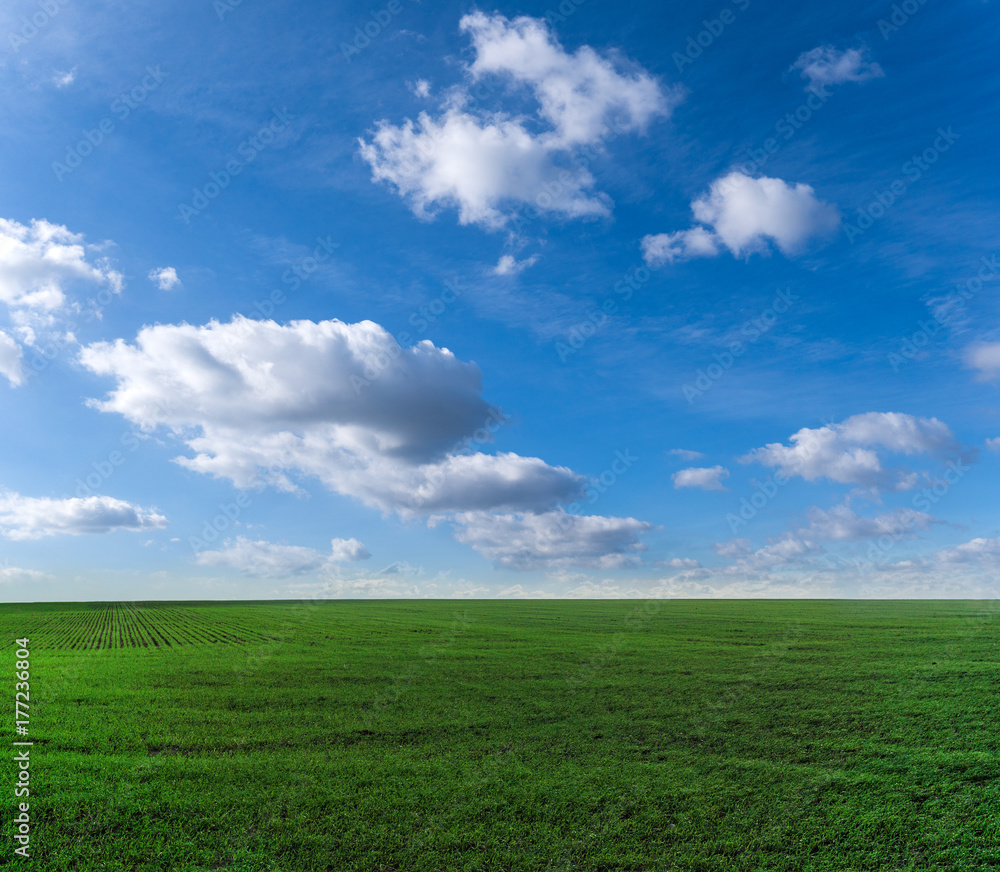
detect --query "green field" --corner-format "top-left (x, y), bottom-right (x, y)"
top-left (1, 599), bottom-right (997, 871)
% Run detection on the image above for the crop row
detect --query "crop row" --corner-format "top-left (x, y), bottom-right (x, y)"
top-left (21, 603), bottom-right (282, 650)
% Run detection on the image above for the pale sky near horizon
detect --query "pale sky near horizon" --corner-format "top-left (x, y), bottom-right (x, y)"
top-left (1, 0), bottom-right (999, 602)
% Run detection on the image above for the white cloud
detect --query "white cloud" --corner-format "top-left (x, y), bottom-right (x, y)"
top-left (149, 267), bottom-right (180, 291)
top-left (0, 491), bottom-right (166, 540)
top-left (329, 537), bottom-right (371, 562)
top-left (493, 254), bottom-right (539, 276)
top-left (691, 173), bottom-right (840, 256)
top-left (672, 465), bottom-right (729, 491)
top-left (986, 437), bottom-right (1000, 452)
top-left (740, 412), bottom-right (968, 490)
top-left (196, 536), bottom-right (369, 577)
top-left (964, 342), bottom-right (1000, 380)
top-left (934, 536), bottom-right (1000, 566)
top-left (80, 317), bottom-right (586, 516)
top-left (791, 45), bottom-right (884, 93)
top-left (410, 79), bottom-right (431, 98)
top-left (53, 68), bottom-right (77, 88)
top-left (667, 448), bottom-right (704, 462)
top-left (0, 330), bottom-right (24, 386)
top-left (798, 502), bottom-right (940, 541)
top-left (641, 227), bottom-right (718, 265)
top-left (447, 509), bottom-right (652, 571)
top-left (360, 109), bottom-right (610, 229)
top-left (0, 565), bottom-right (47, 584)
top-left (0, 217), bottom-right (122, 315)
top-left (722, 534), bottom-right (824, 570)
top-left (643, 173), bottom-right (840, 264)
top-left (460, 12), bottom-right (673, 148)
top-left (360, 13), bottom-right (675, 229)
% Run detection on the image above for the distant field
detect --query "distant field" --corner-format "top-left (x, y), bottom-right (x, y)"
top-left (1, 600), bottom-right (998, 871)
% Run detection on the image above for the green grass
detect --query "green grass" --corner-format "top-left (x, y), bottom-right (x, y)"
top-left (1, 599), bottom-right (998, 871)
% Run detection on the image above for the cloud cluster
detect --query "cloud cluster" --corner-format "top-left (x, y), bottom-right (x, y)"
top-left (82, 316), bottom-right (650, 570)
top-left (791, 45), bottom-right (884, 93)
top-left (196, 536), bottom-right (369, 577)
top-left (0, 217), bottom-right (122, 315)
top-left (740, 412), bottom-right (969, 490)
top-left (672, 465), bottom-right (729, 491)
top-left (798, 502), bottom-right (939, 541)
top-left (0, 491), bottom-right (166, 540)
top-left (0, 217), bottom-right (125, 386)
top-left (643, 173), bottom-right (840, 265)
top-left (81, 316), bottom-right (585, 513)
top-left (446, 509), bottom-right (652, 571)
top-left (359, 13), bottom-right (676, 229)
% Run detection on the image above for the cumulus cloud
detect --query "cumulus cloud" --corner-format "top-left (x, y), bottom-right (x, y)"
top-left (149, 267), bottom-right (180, 290)
top-left (80, 316), bottom-right (650, 567)
top-left (641, 227), bottom-right (718, 266)
top-left (964, 342), bottom-right (1000, 380)
top-left (791, 45), bottom-right (884, 93)
top-left (196, 536), bottom-right (369, 577)
top-left (80, 316), bottom-right (585, 514)
top-left (446, 509), bottom-right (652, 570)
top-left (0, 217), bottom-right (123, 315)
top-left (986, 437), bottom-right (1000, 452)
top-left (672, 465), bottom-right (729, 491)
top-left (798, 502), bottom-right (940, 541)
top-left (643, 173), bottom-right (840, 264)
top-left (0, 330), bottom-right (24, 386)
top-left (329, 537), bottom-right (371, 562)
top-left (0, 491), bottom-right (166, 540)
top-left (740, 412), bottom-right (969, 490)
top-left (460, 11), bottom-right (672, 148)
top-left (360, 13), bottom-right (675, 229)
top-left (493, 254), bottom-right (539, 276)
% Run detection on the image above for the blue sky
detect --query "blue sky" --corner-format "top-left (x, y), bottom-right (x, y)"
top-left (1, 0), bottom-right (998, 601)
